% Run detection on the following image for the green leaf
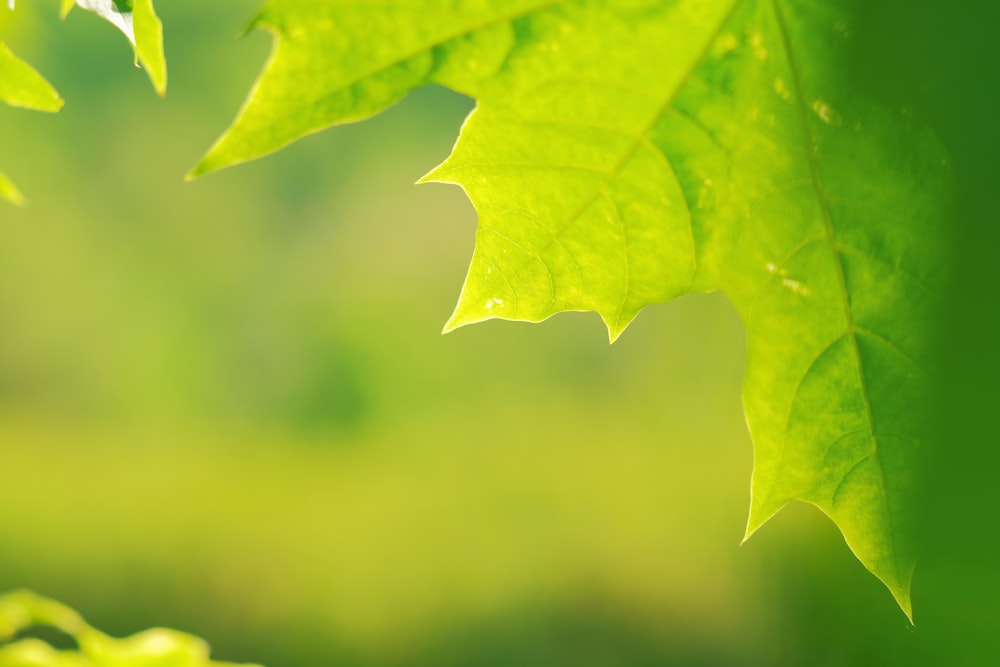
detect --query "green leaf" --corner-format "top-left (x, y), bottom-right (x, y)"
top-left (68, 0), bottom-right (166, 95)
top-left (131, 0), bottom-right (165, 96)
top-left (194, 0), bottom-right (951, 619)
top-left (0, 41), bottom-right (63, 204)
top-left (0, 42), bottom-right (62, 112)
top-left (0, 590), bottom-right (262, 667)
top-left (713, 2), bottom-right (949, 623)
top-left (1, 0), bottom-right (164, 205)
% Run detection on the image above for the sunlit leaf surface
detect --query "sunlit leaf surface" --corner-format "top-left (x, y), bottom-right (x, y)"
top-left (193, 0), bottom-right (951, 618)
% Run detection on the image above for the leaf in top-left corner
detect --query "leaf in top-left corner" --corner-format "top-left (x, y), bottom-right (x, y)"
top-left (0, 42), bottom-right (63, 112)
top-left (68, 0), bottom-right (166, 95)
top-left (0, 42), bottom-right (63, 204)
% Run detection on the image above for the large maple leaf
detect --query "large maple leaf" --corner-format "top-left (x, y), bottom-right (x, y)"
top-left (191, 0), bottom-right (951, 619)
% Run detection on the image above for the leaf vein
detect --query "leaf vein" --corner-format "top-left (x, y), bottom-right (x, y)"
top-left (835, 243), bottom-right (933, 295)
top-left (481, 226), bottom-right (555, 304)
top-left (484, 0), bottom-right (743, 305)
top-left (773, 0), bottom-right (898, 579)
top-left (854, 326), bottom-right (927, 377)
top-left (479, 203), bottom-right (584, 285)
top-left (745, 232), bottom-right (827, 332)
top-left (831, 452), bottom-right (874, 505)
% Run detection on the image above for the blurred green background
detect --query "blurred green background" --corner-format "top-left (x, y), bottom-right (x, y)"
top-left (0, 2), bottom-right (997, 666)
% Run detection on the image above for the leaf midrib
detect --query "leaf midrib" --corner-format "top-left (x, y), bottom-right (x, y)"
top-left (771, 0), bottom-right (900, 581)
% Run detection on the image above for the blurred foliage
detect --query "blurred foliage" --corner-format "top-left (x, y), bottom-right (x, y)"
top-left (0, 1), bottom-right (997, 666)
top-left (0, 590), bottom-right (257, 667)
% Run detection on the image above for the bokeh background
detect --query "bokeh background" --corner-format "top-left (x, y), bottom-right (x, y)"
top-left (1, 2), bottom-right (997, 666)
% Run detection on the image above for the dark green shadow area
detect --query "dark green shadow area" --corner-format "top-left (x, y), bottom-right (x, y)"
top-left (853, 0), bottom-right (1000, 663)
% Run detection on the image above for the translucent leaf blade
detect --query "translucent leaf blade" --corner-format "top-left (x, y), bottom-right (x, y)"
top-left (192, 0), bottom-right (953, 618)
top-left (70, 0), bottom-right (166, 94)
top-left (424, 2), bottom-right (744, 339)
top-left (0, 43), bottom-right (63, 112)
top-left (133, 0), bottom-right (166, 95)
top-left (188, 1), bottom-right (560, 178)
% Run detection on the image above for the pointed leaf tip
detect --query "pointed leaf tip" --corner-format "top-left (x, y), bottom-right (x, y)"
top-left (440, 317), bottom-right (465, 336)
top-left (442, 300), bottom-right (496, 336)
top-left (0, 44), bottom-right (64, 112)
top-left (416, 160), bottom-right (453, 186)
top-left (601, 309), bottom-right (640, 344)
top-left (0, 171), bottom-right (26, 206)
top-left (741, 497), bottom-right (785, 546)
top-left (895, 588), bottom-right (914, 626)
top-left (186, 151), bottom-right (228, 181)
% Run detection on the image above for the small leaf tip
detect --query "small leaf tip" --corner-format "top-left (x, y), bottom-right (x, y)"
top-left (415, 168), bottom-right (446, 186)
top-left (184, 157), bottom-right (217, 182)
top-left (417, 154), bottom-right (461, 186)
top-left (602, 313), bottom-right (636, 344)
top-left (148, 71), bottom-right (167, 97)
top-left (441, 311), bottom-right (482, 335)
top-left (882, 572), bottom-right (915, 624)
top-left (743, 499), bottom-right (783, 545)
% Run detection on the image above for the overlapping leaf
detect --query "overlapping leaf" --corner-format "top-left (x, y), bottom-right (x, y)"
top-left (193, 0), bottom-right (951, 618)
top-left (63, 0), bottom-right (166, 95)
